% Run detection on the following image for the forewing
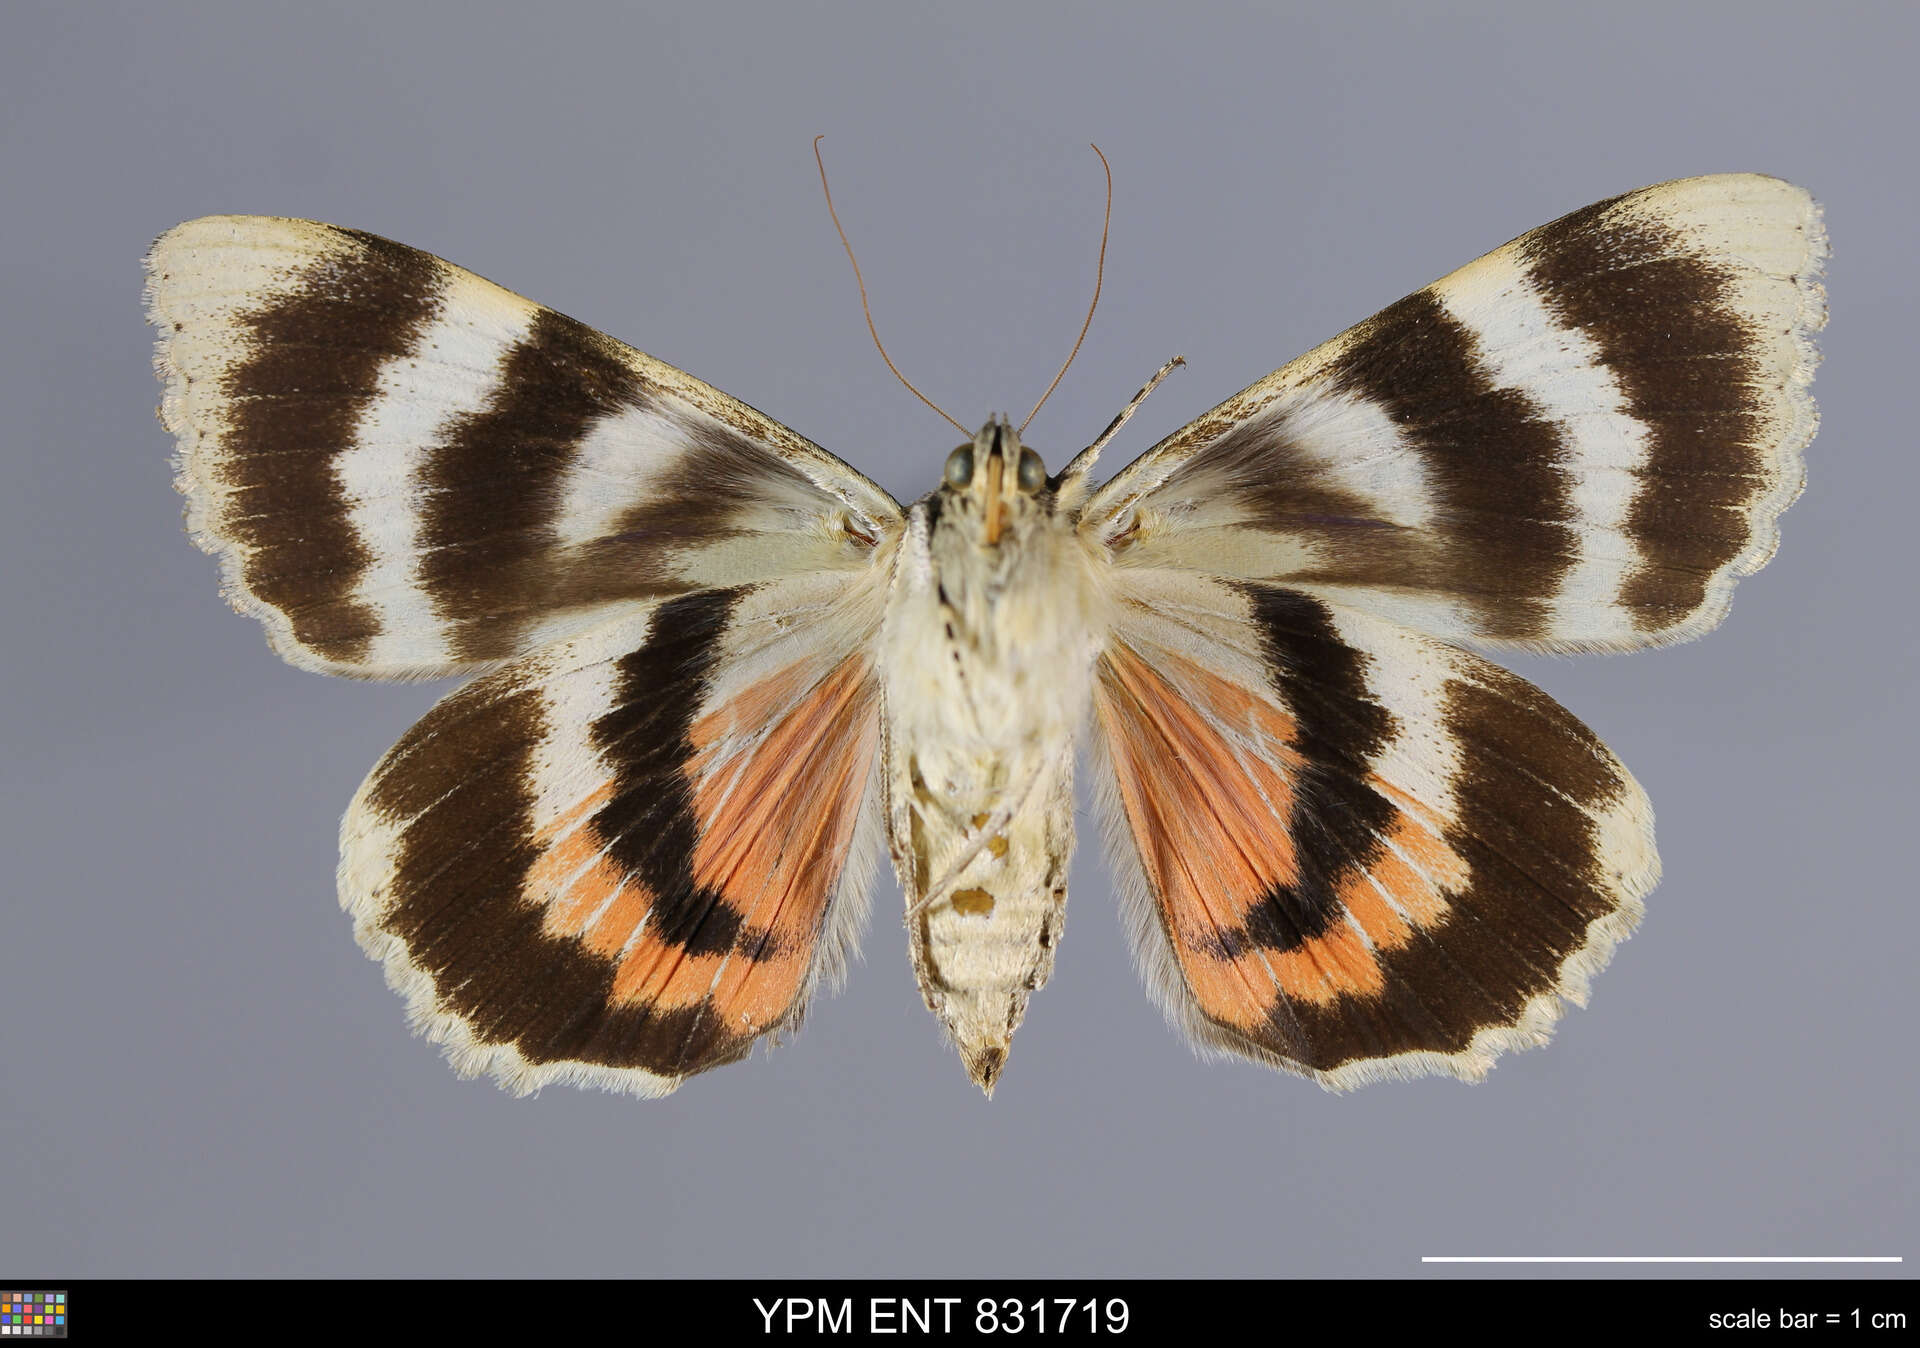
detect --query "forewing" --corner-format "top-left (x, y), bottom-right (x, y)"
top-left (147, 215), bottom-right (902, 678)
top-left (338, 570), bottom-right (887, 1095)
top-left (1082, 174), bottom-right (1826, 652)
top-left (1090, 572), bottom-right (1656, 1088)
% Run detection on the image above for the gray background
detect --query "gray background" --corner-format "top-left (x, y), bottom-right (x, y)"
top-left (3, 0), bottom-right (1912, 1280)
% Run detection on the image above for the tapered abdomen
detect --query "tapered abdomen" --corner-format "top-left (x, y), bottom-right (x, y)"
top-left (892, 737), bottom-right (1075, 1093)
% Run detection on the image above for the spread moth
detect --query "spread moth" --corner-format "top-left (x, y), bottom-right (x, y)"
top-left (146, 170), bottom-right (1825, 1096)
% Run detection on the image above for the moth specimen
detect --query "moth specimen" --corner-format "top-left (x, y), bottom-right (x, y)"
top-left (147, 172), bottom-right (1824, 1095)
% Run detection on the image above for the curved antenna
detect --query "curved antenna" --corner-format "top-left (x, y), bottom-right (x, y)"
top-left (1020, 143), bottom-right (1112, 434)
top-left (814, 136), bottom-right (969, 437)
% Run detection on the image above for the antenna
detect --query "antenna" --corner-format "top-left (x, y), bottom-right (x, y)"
top-left (814, 136), bottom-right (968, 437)
top-left (1020, 144), bottom-right (1112, 434)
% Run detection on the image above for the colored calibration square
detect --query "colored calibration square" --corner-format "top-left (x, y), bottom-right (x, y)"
top-left (0, 1292), bottom-right (67, 1338)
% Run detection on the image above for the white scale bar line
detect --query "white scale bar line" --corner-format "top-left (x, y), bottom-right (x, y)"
top-left (1424, 1256), bottom-right (1900, 1263)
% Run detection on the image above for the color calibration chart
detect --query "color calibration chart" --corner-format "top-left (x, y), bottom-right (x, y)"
top-left (0, 1294), bottom-right (65, 1338)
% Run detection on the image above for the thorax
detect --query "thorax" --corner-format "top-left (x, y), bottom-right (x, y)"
top-left (881, 493), bottom-right (1105, 766)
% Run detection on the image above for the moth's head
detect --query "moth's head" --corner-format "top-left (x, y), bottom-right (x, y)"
top-left (936, 415), bottom-right (1051, 548)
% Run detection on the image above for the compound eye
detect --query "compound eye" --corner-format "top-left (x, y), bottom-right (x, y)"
top-left (1017, 448), bottom-right (1047, 493)
top-left (944, 445), bottom-right (975, 487)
